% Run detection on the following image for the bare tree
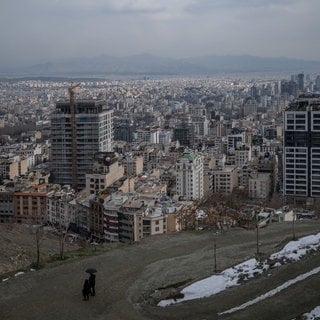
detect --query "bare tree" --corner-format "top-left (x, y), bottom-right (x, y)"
top-left (313, 198), bottom-right (320, 219)
top-left (35, 226), bottom-right (44, 268)
top-left (58, 222), bottom-right (70, 260)
top-left (176, 203), bottom-right (198, 230)
top-left (28, 224), bottom-right (45, 269)
top-left (200, 191), bottom-right (245, 229)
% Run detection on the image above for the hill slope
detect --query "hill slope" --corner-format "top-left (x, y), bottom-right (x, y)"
top-left (4, 54), bottom-right (320, 76)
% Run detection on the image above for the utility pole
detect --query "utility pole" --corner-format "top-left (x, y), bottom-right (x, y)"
top-left (292, 211), bottom-right (296, 240)
top-left (256, 223), bottom-right (259, 256)
top-left (213, 236), bottom-right (217, 273)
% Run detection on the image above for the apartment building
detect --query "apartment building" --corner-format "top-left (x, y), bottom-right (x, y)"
top-left (104, 193), bottom-right (129, 242)
top-left (249, 172), bottom-right (271, 199)
top-left (13, 185), bottom-right (47, 224)
top-left (85, 152), bottom-right (124, 195)
top-left (143, 208), bottom-right (167, 237)
top-left (118, 198), bottom-right (144, 243)
top-left (0, 155), bottom-right (28, 180)
top-left (283, 94), bottom-right (320, 199)
top-left (176, 150), bottom-right (204, 201)
top-left (0, 186), bottom-right (14, 223)
top-left (213, 165), bottom-right (238, 194)
top-left (47, 186), bottom-right (76, 228)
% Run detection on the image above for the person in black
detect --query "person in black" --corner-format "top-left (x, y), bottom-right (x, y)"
top-left (82, 279), bottom-right (91, 301)
top-left (89, 273), bottom-right (96, 296)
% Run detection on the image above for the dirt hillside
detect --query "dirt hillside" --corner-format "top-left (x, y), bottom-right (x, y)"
top-left (0, 223), bottom-right (82, 275)
top-left (2, 221), bottom-right (320, 320)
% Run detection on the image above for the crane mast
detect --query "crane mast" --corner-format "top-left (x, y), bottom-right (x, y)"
top-left (68, 83), bottom-right (81, 191)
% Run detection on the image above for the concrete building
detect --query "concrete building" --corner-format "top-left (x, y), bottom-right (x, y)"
top-left (238, 165), bottom-right (256, 190)
top-left (50, 100), bottom-right (113, 191)
top-left (227, 133), bottom-right (245, 151)
top-left (47, 186), bottom-right (76, 228)
top-left (158, 131), bottom-right (171, 146)
top-left (203, 156), bottom-right (215, 197)
top-left (176, 150), bottom-right (204, 201)
top-left (75, 193), bottom-right (91, 237)
top-left (85, 152), bottom-right (124, 195)
top-left (90, 195), bottom-right (106, 243)
top-left (104, 193), bottom-right (128, 242)
top-left (143, 208), bottom-right (167, 237)
top-left (243, 97), bottom-right (257, 117)
top-left (0, 155), bottom-right (28, 180)
top-left (173, 123), bottom-right (195, 147)
top-left (0, 186), bottom-right (14, 223)
top-left (123, 154), bottom-right (144, 177)
top-left (114, 118), bottom-right (134, 142)
top-left (234, 145), bottom-right (252, 167)
top-left (283, 94), bottom-right (320, 199)
top-left (134, 128), bottom-right (151, 144)
top-left (298, 73), bottom-right (304, 92)
top-left (213, 165), bottom-right (238, 194)
top-left (249, 172), bottom-right (271, 199)
top-left (13, 185), bottom-right (47, 224)
top-left (118, 197), bottom-right (144, 243)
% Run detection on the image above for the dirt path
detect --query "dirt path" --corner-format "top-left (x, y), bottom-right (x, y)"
top-left (1, 221), bottom-right (320, 320)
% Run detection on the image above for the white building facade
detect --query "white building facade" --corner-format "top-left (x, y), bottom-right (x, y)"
top-left (176, 150), bottom-right (204, 201)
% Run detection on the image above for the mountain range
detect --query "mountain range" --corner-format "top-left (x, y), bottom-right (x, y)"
top-left (3, 54), bottom-right (320, 77)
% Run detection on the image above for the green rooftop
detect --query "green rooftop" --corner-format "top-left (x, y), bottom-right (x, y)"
top-left (181, 150), bottom-right (196, 161)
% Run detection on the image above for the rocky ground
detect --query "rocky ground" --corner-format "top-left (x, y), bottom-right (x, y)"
top-left (1, 221), bottom-right (320, 320)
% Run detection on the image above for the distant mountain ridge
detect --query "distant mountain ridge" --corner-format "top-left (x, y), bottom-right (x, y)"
top-left (4, 54), bottom-right (320, 77)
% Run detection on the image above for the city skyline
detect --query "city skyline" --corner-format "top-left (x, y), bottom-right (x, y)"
top-left (1, 0), bottom-right (320, 69)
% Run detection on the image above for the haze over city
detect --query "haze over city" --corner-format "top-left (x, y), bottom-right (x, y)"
top-left (1, 0), bottom-right (320, 69)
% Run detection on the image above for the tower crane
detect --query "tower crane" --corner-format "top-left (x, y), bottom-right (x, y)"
top-left (68, 83), bottom-right (81, 190)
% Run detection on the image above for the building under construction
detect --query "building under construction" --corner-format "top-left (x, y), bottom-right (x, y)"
top-left (50, 87), bottom-right (113, 191)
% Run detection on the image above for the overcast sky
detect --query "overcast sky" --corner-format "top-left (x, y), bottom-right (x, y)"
top-left (1, 0), bottom-right (320, 68)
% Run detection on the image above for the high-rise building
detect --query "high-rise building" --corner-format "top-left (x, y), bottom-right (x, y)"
top-left (176, 150), bottom-right (204, 201)
top-left (51, 100), bottom-right (113, 191)
top-left (173, 123), bottom-right (195, 147)
top-left (315, 75), bottom-right (320, 91)
top-left (297, 73), bottom-right (304, 92)
top-left (114, 118), bottom-right (134, 142)
top-left (283, 94), bottom-right (320, 199)
top-left (227, 133), bottom-right (245, 151)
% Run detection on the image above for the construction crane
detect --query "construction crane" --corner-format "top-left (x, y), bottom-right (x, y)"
top-left (68, 83), bottom-right (81, 191)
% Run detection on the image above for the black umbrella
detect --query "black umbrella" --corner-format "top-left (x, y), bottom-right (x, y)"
top-left (85, 268), bottom-right (97, 274)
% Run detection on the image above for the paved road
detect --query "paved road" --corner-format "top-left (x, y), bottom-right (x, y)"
top-left (1, 221), bottom-right (320, 320)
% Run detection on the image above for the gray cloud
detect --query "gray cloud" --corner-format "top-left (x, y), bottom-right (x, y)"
top-left (0, 0), bottom-right (319, 68)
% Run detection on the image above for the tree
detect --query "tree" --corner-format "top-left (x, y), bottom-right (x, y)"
top-left (176, 203), bottom-right (198, 230)
top-left (312, 198), bottom-right (320, 219)
top-left (35, 226), bottom-right (44, 268)
top-left (58, 222), bottom-right (70, 260)
top-left (29, 224), bottom-right (44, 269)
top-left (200, 191), bottom-right (244, 230)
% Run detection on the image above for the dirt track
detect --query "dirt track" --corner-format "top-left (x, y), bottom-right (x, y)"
top-left (1, 221), bottom-right (320, 320)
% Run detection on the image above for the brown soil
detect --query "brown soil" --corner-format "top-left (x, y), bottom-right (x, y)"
top-left (0, 223), bottom-right (86, 275)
